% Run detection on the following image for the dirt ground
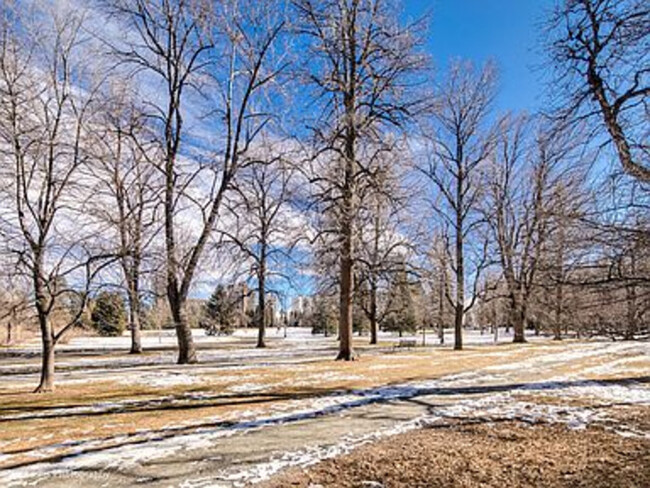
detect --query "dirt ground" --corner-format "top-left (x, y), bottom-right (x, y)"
top-left (261, 414), bottom-right (650, 488)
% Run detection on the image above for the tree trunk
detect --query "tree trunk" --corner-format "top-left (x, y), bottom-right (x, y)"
top-left (337, 94), bottom-right (355, 360)
top-left (130, 314), bottom-right (142, 354)
top-left (35, 314), bottom-right (55, 393)
top-left (625, 283), bottom-right (637, 340)
top-left (170, 296), bottom-right (197, 364)
top-left (336, 17), bottom-right (357, 361)
top-left (553, 282), bottom-right (563, 341)
top-left (454, 303), bottom-right (463, 350)
top-left (369, 280), bottom-right (378, 345)
top-left (454, 154), bottom-right (464, 351)
top-left (438, 274), bottom-right (445, 345)
top-left (553, 223), bottom-right (565, 340)
top-left (337, 248), bottom-right (355, 360)
top-left (127, 277), bottom-right (143, 354)
top-left (33, 253), bottom-right (55, 393)
top-left (257, 267), bottom-right (266, 348)
top-left (337, 179), bottom-right (355, 359)
top-left (512, 305), bottom-right (526, 344)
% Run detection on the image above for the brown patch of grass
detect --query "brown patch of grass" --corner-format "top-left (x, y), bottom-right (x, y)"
top-left (261, 419), bottom-right (650, 488)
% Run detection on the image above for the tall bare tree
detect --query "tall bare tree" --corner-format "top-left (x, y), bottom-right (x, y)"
top-left (420, 61), bottom-right (495, 350)
top-left (91, 89), bottom-right (161, 354)
top-left (356, 155), bottom-right (412, 345)
top-left (109, 0), bottom-right (285, 363)
top-left (485, 116), bottom-right (584, 343)
top-left (0, 3), bottom-right (110, 391)
top-left (296, 0), bottom-right (426, 359)
top-left (221, 146), bottom-right (294, 348)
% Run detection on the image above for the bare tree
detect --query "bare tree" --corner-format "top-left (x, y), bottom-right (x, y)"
top-left (356, 155), bottom-right (412, 345)
top-left (420, 60), bottom-right (495, 350)
top-left (546, 0), bottom-right (650, 182)
top-left (296, 0), bottom-right (426, 360)
top-left (109, 0), bottom-right (285, 363)
top-left (90, 88), bottom-right (161, 354)
top-left (221, 146), bottom-right (294, 348)
top-left (484, 116), bottom-right (583, 343)
top-left (0, 3), bottom-right (111, 391)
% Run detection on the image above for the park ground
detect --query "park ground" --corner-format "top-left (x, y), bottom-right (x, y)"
top-left (0, 328), bottom-right (648, 487)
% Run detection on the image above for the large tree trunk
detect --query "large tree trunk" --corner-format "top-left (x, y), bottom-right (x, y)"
top-left (129, 309), bottom-right (142, 354)
top-left (170, 295), bottom-right (196, 364)
top-left (337, 89), bottom-right (356, 360)
top-left (512, 303), bottom-right (527, 344)
top-left (553, 222), bottom-right (565, 340)
top-left (337, 246), bottom-right (355, 360)
top-left (454, 303), bottom-right (463, 350)
top-left (33, 255), bottom-right (55, 393)
top-left (337, 180), bottom-right (355, 359)
top-left (35, 313), bottom-right (54, 393)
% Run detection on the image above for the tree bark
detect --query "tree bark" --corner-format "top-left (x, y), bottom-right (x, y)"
top-left (553, 226), bottom-right (565, 341)
top-left (257, 265), bottom-right (267, 348)
top-left (624, 253), bottom-right (637, 340)
top-left (438, 267), bottom-right (445, 345)
top-left (127, 272), bottom-right (143, 354)
top-left (33, 251), bottom-right (55, 392)
top-left (170, 295), bottom-right (196, 364)
top-left (512, 301), bottom-right (526, 344)
top-left (369, 280), bottom-right (378, 345)
top-left (454, 159), bottom-right (464, 351)
top-left (35, 314), bottom-right (54, 393)
top-left (337, 246), bottom-right (355, 360)
top-left (553, 283), bottom-right (563, 341)
top-left (129, 309), bottom-right (143, 354)
top-left (625, 283), bottom-right (637, 340)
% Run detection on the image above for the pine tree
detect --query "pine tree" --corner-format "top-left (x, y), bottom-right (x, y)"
top-left (385, 262), bottom-right (417, 337)
top-left (203, 285), bottom-right (237, 335)
top-left (91, 292), bottom-right (127, 337)
top-left (311, 295), bottom-right (337, 337)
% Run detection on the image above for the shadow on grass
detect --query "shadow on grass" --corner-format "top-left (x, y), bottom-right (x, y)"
top-left (1, 375), bottom-right (648, 421)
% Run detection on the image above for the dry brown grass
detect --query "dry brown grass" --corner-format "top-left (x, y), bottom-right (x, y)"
top-left (261, 417), bottom-right (650, 488)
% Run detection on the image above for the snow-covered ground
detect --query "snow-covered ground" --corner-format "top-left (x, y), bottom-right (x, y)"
top-left (1, 326), bottom-right (547, 355)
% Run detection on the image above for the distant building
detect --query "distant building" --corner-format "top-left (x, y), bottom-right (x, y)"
top-left (288, 295), bottom-right (314, 326)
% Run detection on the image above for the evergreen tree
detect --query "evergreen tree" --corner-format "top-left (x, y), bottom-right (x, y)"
top-left (311, 295), bottom-right (337, 336)
top-left (202, 285), bottom-right (237, 335)
top-left (384, 262), bottom-right (417, 337)
top-left (91, 291), bottom-right (127, 337)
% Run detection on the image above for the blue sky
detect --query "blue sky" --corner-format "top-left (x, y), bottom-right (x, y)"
top-left (404, 0), bottom-right (554, 113)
